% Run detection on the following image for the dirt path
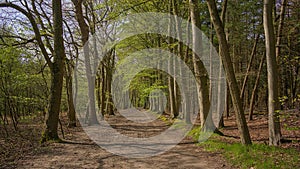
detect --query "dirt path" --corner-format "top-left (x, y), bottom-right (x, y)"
top-left (17, 113), bottom-right (233, 169)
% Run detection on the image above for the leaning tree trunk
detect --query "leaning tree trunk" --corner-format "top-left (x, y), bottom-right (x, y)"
top-left (263, 0), bottom-right (281, 146)
top-left (41, 0), bottom-right (65, 142)
top-left (240, 35), bottom-right (259, 101)
top-left (249, 54), bottom-right (265, 121)
top-left (206, 0), bottom-right (251, 145)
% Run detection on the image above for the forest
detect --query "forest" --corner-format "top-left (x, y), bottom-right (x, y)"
top-left (0, 0), bottom-right (299, 168)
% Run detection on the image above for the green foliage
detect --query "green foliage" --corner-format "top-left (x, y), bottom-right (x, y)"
top-left (188, 126), bottom-right (202, 140)
top-left (0, 38), bottom-right (49, 127)
top-left (158, 115), bottom-right (169, 123)
top-left (283, 123), bottom-right (300, 131)
top-left (199, 136), bottom-right (300, 169)
top-left (171, 119), bottom-right (189, 129)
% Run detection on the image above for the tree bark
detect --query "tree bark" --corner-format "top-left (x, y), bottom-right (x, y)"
top-left (0, 2), bottom-right (52, 69)
top-left (41, 0), bottom-right (65, 142)
top-left (100, 63), bottom-right (106, 115)
top-left (217, 0), bottom-right (228, 129)
top-left (66, 60), bottom-right (76, 127)
top-left (249, 54), bottom-right (265, 121)
top-left (207, 0), bottom-right (252, 145)
top-left (72, 0), bottom-right (98, 125)
top-left (276, 0), bottom-right (288, 107)
top-left (168, 0), bottom-right (178, 118)
top-left (224, 85), bottom-right (230, 119)
top-left (105, 51), bottom-right (115, 116)
top-left (190, 0), bottom-right (215, 130)
top-left (240, 35), bottom-right (259, 101)
top-left (263, 0), bottom-right (281, 146)
top-left (0, 2), bottom-right (66, 142)
top-left (275, 0), bottom-right (287, 60)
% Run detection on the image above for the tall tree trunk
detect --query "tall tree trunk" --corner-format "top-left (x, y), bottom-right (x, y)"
top-left (206, 0), bottom-right (252, 145)
top-left (0, 2), bottom-right (66, 142)
top-left (190, 0), bottom-right (214, 131)
top-left (168, 0), bottom-right (178, 118)
top-left (217, 0), bottom-right (228, 129)
top-left (263, 0), bottom-right (281, 146)
top-left (72, 0), bottom-right (98, 125)
top-left (41, 0), bottom-right (65, 142)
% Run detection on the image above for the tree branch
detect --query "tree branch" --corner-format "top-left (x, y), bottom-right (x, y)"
top-left (0, 2), bottom-right (53, 70)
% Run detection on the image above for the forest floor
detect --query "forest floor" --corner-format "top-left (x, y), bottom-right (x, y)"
top-left (0, 109), bottom-right (299, 169)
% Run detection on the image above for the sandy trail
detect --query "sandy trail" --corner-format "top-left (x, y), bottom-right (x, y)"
top-left (18, 113), bottom-right (233, 169)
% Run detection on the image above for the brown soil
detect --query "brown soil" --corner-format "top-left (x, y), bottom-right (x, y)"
top-left (0, 109), bottom-right (299, 169)
top-left (220, 110), bottom-right (300, 151)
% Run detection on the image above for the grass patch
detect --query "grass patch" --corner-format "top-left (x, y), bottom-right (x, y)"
top-left (283, 123), bottom-right (300, 131)
top-left (198, 135), bottom-right (300, 169)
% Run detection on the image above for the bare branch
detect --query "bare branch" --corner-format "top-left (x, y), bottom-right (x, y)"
top-left (0, 2), bottom-right (53, 70)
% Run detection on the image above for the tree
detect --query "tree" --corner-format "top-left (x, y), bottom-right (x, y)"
top-left (63, 15), bottom-right (79, 127)
top-left (65, 59), bottom-right (76, 127)
top-left (41, 0), bottom-right (66, 142)
top-left (0, 35), bottom-right (49, 134)
top-left (168, 0), bottom-right (178, 118)
top-left (275, 0), bottom-right (288, 60)
top-left (249, 54), bottom-right (265, 121)
top-left (0, 1), bottom-right (66, 142)
top-left (263, 0), bottom-right (281, 146)
top-left (206, 0), bottom-right (252, 145)
top-left (72, 0), bottom-right (98, 125)
top-left (217, 0), bottom-right (228, 128)
top-left (189, 0), bottom-right (215, 131)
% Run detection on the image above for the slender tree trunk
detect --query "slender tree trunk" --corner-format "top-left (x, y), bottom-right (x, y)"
top-left (275, 0), bottom-right (287, 60)
top-left (41, 0), bottom-right (65, 142)
top-left (190, 0), bottom-right (214, 130)
top-left (73, 53), bottom-right (79, 111)
top-left (207, 0), bottom-right (252, 145)
top-left (184, 16), bottom-right (192, 121)
top-left (105, 51), bottom-right (114, 115)
top-left (217, 0), bottom-right (228, 129)
top-left (276, 0), bottom-right (288, 107)
top-left (100, 63), bottom-right (106, 115)
top-left (263, 0), bottom-right (281, 146)
top-left (240, 35), bottom-right (259, 101)
top-left (249, 54), bottom-right (265, 121)
top-left (72, 0), bottom-right (98, 125)
top-left (66, 60), bottom-right (76, 127)
top-left (224, 85), bottom-right (230, 119)
top-left (168, 0), bottom-right (178, 118)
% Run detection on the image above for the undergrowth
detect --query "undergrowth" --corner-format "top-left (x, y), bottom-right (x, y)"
top-left (188, 127), bottom-right (300, 169)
